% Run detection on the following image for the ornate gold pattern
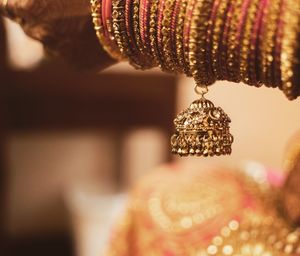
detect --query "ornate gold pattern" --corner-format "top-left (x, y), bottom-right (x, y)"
top-left (171, 96), bottom-right (233, 157)
top-left (281, 0), bottom-right (300, 99)
top-left (106, 166), bottom-right (299, 255)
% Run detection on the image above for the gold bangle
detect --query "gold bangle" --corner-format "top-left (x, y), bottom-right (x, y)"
top-left (161, 0), bottom-right (177, 73)
top-left (189, 0), bottom-right (215, 85)
top-left (281, 0), bottom-right (300, 100)
top-left (132, 0), bottom-right (155, 68)
top-left (183, 0), bottom-right (196, 77)
top-left (175, 0), bottom-right (189, 75)
top-left (240, 0), bottom-right (260, 85)
top-left (260, 0), bottom-right (281, 88)
top-left (211, 0), bottom-right (231, 80)
top-left (90, 0), bottom-right (123, 61)
top-left (112, 0), bottom-right (149, 69)
top-left (149, 0), bottom-right (161, 67)
top-left (226, 0), bottom-right (244, 83)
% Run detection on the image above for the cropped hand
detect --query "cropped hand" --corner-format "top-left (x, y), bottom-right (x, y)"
top-left (0, 0), bottom-right (114, 69)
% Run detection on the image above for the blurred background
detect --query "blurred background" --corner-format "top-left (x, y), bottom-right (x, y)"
top-left (1, 17), bottom-right (300, 256)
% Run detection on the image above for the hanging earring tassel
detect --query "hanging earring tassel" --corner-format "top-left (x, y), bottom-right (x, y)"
top-left (171, 86), bottom-right (234, 157)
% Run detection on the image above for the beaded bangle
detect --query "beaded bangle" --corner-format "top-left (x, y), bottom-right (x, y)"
top-left (124, 0), bottom-right (149, 69)
top-left (183, 0), bottom-right (196, 77)
top-left (131, 0), bottom-right (154, 68)
top-left (189, 0), bottom-right (216, 86)
top-left (91, 0), bottom-right (300, 100)
top-left (149, 0), bottom-right (161, 67)
top-left (281, 0), bottom-right (300, 99)
top-left (240, 0), bottom-right (260, 85)
top-left (161, 0), bottom-right (178, 73)
top-left (260, 0), bottom-right (281, 87)
top-left (156, 0), bottom-right (168, 71)
top-left (248, 0), bottom-right (267, 86)
top-left (219, 2), bottom-right (233, 80)
top-left (169, 0), bottom-right (181, 74)
top-left (90, 0), bottom-right (122, 60)
top-left (274, 0), bottom-right (284, 89)
top-left (257, 0), bottom-right (269, 86)
top-left (211, 0), bottom-right (230, 80)
top-left (175, 0), bottom-right (189, 75)
top-left (207, 0), bottom-right (220, 79)
top-left (111, 1), bottom-right (133, 63)
top-left (139, 0), bottom-right (147, 46)
top-left (226, 0), bottom-right (246, 83)
top-left (104, 0), bottom-right (123, 59)
top-left (112, 0), bottom-right (150, 69)
top-left (140, 0), bottom-right (156, 67)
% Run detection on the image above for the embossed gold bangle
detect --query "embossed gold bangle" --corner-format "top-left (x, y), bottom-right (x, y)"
top-left (189, 0), bottom-right (215, 85)
top-left (219, 2), bottom-right (233, 80)
top-left (90, 0), bottom-right (123, 61)
top-left (175, 0), bottom-right (189, 75)
top-left (131, 0), bottom-right (154, 68)
top-left (260, 0), bottom-right (281, 88)
top-left (111, 1), bottom-right (129, 60)
top-left (140, 0), bottom-right (156, 68)
top-left (274, 0), bottom-right (284, 89)
top-left (211, 0), bottom-right (230, 80)
top-left (206, 0), bottom-right (220, 80)
top-left (239, 0), bottom-right (260, 85)
top-left (112, 0), bottom-right (151, 69)
top-left (161, 0), bottom-right (178, 73)
top-left (125, 0), bottom-right (151, 69)
top-left (226, 0), bottom-right (244, 83)
top-left (248, 0), bottom-right (266, 87)
top-left (183, 0), bottom-right (196, 77)
top-left (157, 0), bottom-right (170, 71)
top-left (169, 0), bottom-right (181, 73)
top-left (281, 0), bottom-right (300, 100)
top-left (149, 0), bottom-right (161, 67)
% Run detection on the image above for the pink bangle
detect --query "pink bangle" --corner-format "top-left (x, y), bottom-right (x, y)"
top-left (140, 0), bottom-right (148, 46)
top-left (103, 0), bottom-right (119, 55)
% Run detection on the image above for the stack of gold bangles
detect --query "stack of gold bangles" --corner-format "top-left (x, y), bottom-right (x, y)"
top-left (91, 0), bottom-right (300, 157)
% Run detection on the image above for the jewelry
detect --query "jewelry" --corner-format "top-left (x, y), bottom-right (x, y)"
top-left (175, 0), bottom-right (189, 75)
top-left (171, 86), bottom-right (233, 157)
top-left (170, 0), bottom-right (182, 73)
top-left (149, 0), bottom-right (161, 67)
top-left (281, 0), bottom-right (300, 99)
top-left (239, 0), bottom-right (259, 85)
top-left (161, 0), bottom-right (178, 73)
top-left (211, 0), bottom-right (230, 80)
top-left (260, 0), bottom-right (281, 88)
top-left (274, 0), bottom-right (284, 89)
top-left (248, 0), bottom-right (267, 86)
top-left (91, 0), bottom-right (300, 157)
top-left (226, 0), bottom-right (244, 83)
top-left (219, 2), bottom-right (233, 80)
top-left (182, 0), bottom-right (196, 77)
top-left (91, 0), bottom-right (123, 60)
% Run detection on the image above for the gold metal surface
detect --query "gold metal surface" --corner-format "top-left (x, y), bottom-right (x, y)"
top-left (171, 95), bottom-right (233, 157)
